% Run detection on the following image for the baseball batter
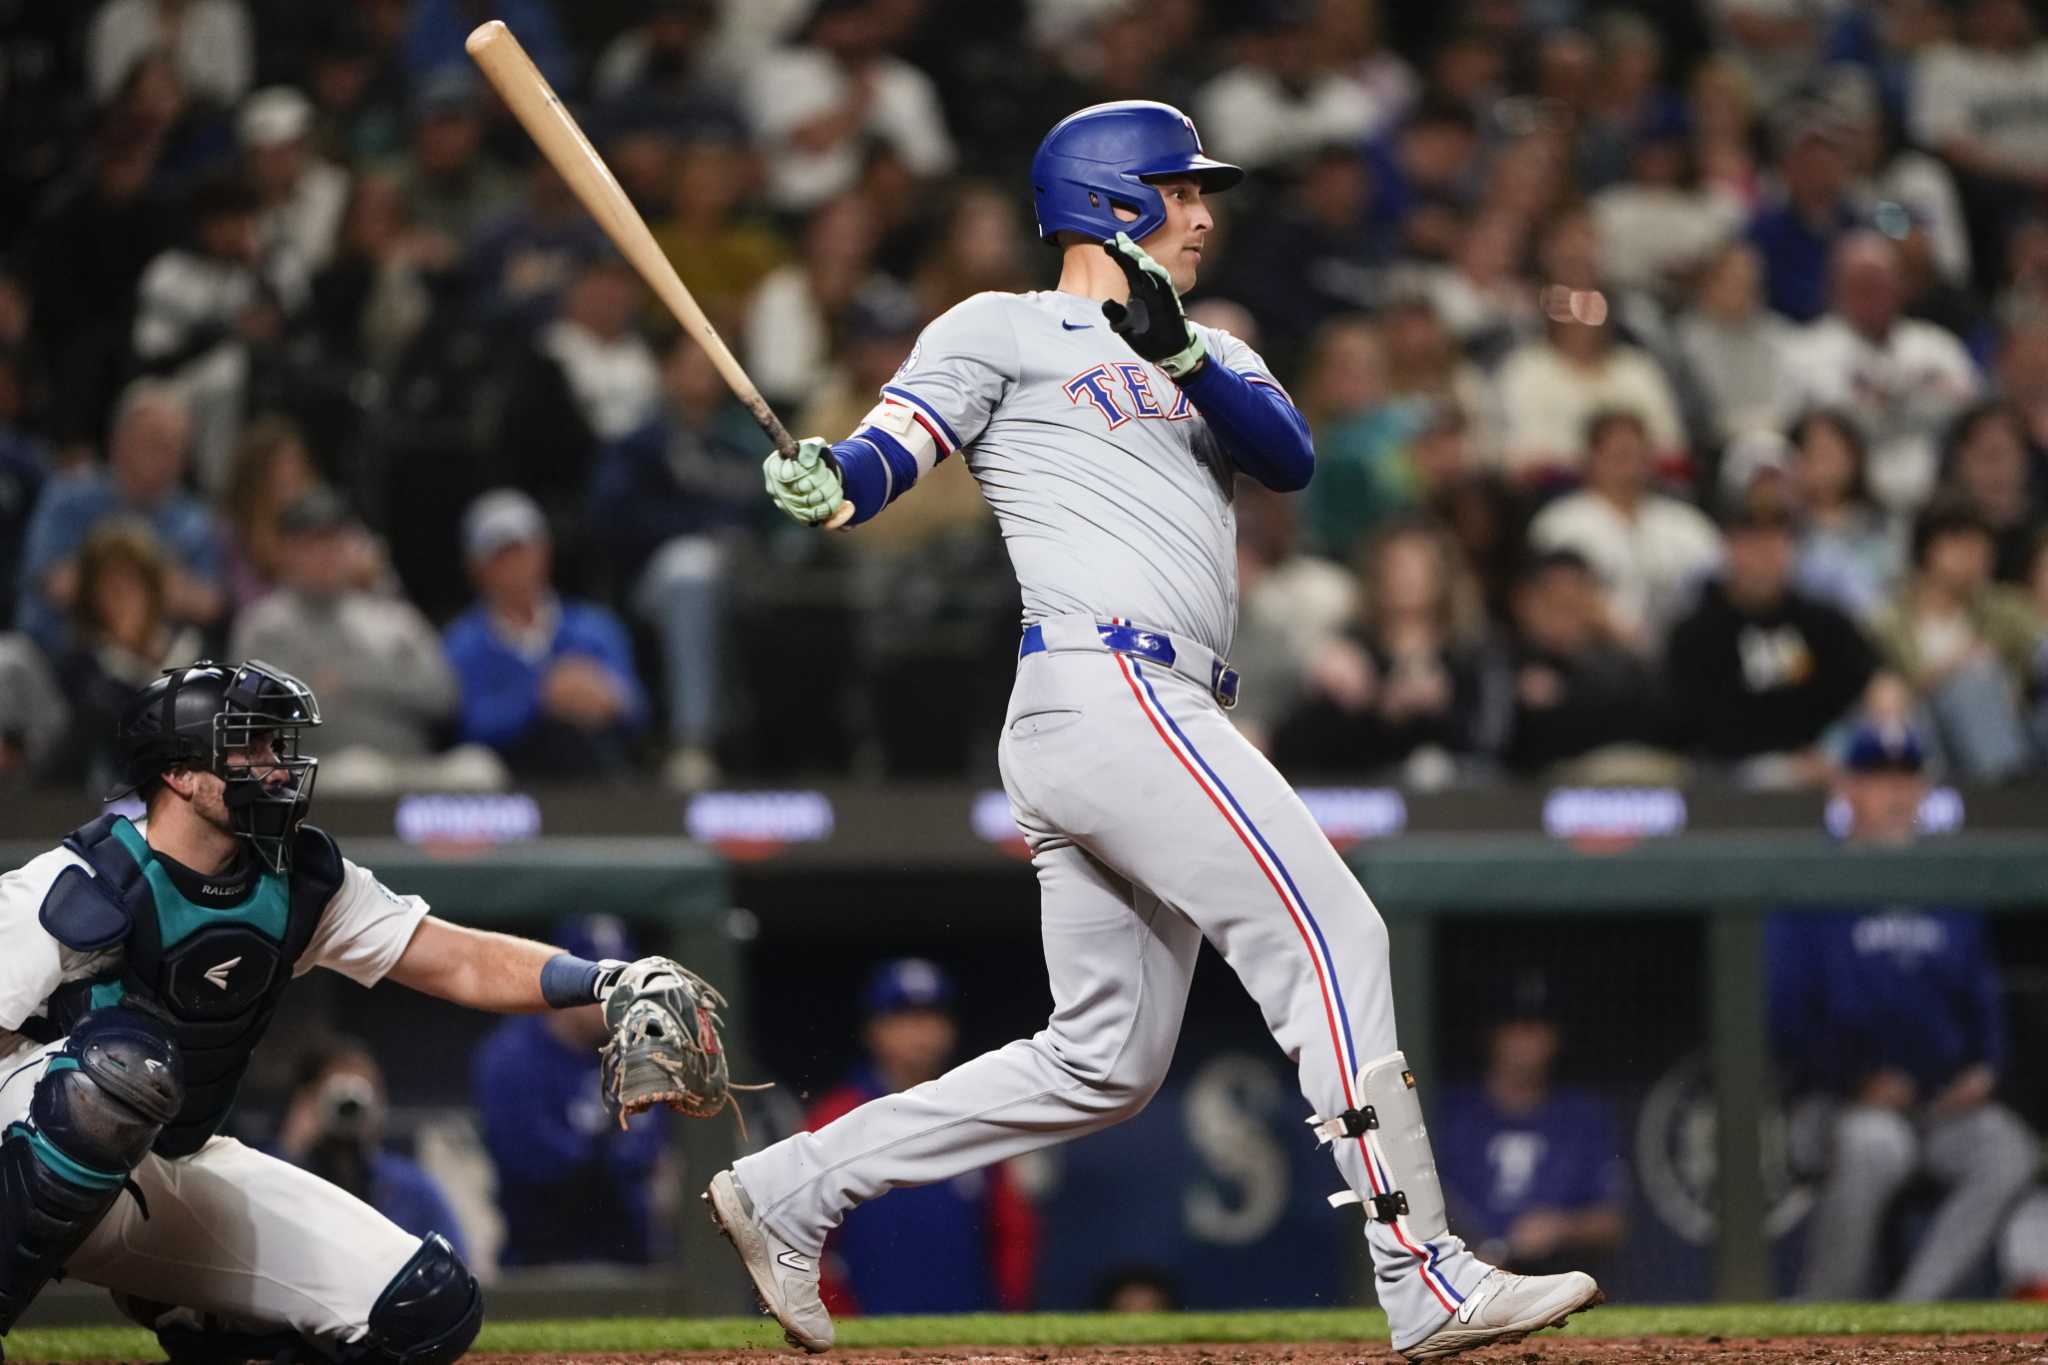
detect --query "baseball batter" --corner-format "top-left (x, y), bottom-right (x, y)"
top-left (0, 660), bottom-right (730, 1364)
top-left (707, 102), bottom-right (1603, 1362)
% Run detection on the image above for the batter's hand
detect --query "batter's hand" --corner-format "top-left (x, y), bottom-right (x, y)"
top-left (763, 437), bottom-right (845, 526)
top-left (1100, 232), bottom-right (1207, 379)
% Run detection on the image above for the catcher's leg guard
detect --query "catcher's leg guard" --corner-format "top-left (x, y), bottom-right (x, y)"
top-left (1309, 1050), bottom-right (1449, 1244)
top-left (0, 1010), bottom-right (182, 1335)
top-left (340, 1234), bottom-right (482, 1365)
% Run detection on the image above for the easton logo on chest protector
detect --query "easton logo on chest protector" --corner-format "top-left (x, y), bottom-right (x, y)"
top-left (32, 813), bottom-right (340, 1158)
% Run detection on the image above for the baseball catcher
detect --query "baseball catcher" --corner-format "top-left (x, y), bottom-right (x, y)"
top-left (0, 660), bottom-right (731, 1365)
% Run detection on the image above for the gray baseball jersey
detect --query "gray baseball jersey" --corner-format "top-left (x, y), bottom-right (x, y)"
top-left (868, 289), bottom-right (1279, 657)
top-left (737, 286), bottom-right (1493, 1350)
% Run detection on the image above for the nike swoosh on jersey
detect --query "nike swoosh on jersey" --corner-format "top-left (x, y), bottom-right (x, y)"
top-left (1060, 320), bottom-right (1092, 330)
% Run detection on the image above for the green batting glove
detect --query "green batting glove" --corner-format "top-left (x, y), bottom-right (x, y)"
top-left (1100, 231), bottom-right (1207, 379)
top-left (762, 436), bottom-right (845, 526)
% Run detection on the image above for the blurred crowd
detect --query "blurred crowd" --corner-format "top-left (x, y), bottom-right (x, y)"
top-left (4, 0), bottom-right (2048, 792)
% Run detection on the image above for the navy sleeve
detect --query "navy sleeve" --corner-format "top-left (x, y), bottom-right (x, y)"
top-left (828, 430), bottom-right (919, 528)
top-left (1955, 915), bottom-right (2008, 1076)
top-left (1177, 359), bottom-right (1316, 492)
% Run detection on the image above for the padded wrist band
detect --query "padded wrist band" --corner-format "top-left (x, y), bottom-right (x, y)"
top-left (540, 953), bottom-right (604, 1009)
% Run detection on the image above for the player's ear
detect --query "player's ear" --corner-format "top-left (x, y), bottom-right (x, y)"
top-left (158, 765), bottom-right (200, 801)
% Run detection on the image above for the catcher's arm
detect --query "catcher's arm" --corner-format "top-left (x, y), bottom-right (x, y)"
top-left (386, 918), bottom-right (585, 1011)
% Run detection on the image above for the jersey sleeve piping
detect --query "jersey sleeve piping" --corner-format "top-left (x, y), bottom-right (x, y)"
top-left (879, 385), bottom-right (960, 455)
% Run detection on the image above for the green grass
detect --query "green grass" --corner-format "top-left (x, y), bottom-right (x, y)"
top-left (11, 1301), bottom-right (2048, 1360)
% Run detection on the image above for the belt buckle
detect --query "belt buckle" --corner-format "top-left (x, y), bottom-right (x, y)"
top-left (1213, 661), bottom-right (1240, 709)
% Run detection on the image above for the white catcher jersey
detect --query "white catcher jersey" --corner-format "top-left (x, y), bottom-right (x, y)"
top-left (870, 289), bottom-right (1286, 657)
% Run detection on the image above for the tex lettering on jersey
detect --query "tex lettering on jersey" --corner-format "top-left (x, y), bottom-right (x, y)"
top-left (1063, 361), bottom-right (1193, 429)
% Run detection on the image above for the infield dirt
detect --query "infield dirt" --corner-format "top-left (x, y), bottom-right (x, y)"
top-left (459, 1336), bottom-right (2048, 1365)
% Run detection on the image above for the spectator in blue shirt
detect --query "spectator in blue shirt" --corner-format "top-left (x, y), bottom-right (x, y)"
top-left (15, 380), bottom-right (223, 658)
top-left (275, 1038), bottom-right (467, 1260)
top-left (1433, 972), bottom-right (1628, 1276)
top-left (443, 488), bottom-right (647, 779)
top-left (807, 960), bottom-right (1039, 1315)
top-left (1747, 105), bottom-right (1863, 323)
top-left (1770, 721), bottom-right (2038, 1301)
top-left (472, 916), bottom-right (668, 1265)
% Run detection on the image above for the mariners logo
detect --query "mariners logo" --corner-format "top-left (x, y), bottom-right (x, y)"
top-left (1634, 1050), bottom-right (1811, 1244)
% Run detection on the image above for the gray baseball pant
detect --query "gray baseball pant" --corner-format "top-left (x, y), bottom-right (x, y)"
top-left (734, 626), bottom-right (1486, 1348)
top-left (1799, 1099), bottom-right (2038, 1301)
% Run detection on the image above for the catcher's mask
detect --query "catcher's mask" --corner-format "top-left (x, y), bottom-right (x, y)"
top-left (113, 659), bottom-right (322, 874)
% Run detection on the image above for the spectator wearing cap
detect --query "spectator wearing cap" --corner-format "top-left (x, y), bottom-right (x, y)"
top-left (392, 67), bottom-right (517, 247)
top-left (1769, 719), bottom-right (2038, 1301)
top-left (15, 381), bottom-right (223, 660)
top-left (742, 0), bottom-right (956, 214)
top-left (1527, 409), bottom-right (1722, 649)
top-left (443, 489), bottom-right (647, 780)
top-left (590, 331), bottom-right (774, 789)
top-left (1675, 241), bottom-right (1801, 448)
top-left (1745, 105), bottom-right (1864, 324)
top-left (1502, 548), bottom-right (1672, 777)
top-left (231, 487), bottom-right (498, 793)
top-left (132, 171), bottom-right (308, 494)
top-left (1194, 6), bottom-right (1384, 173)
top-left (473, 916), bottom-right (668, 1266)
top-left (1664, 499), bottom-right (1877, 785)
top-left (806, 960), bottom-right (1038, 1316)
top-left (1782, 231), bottom-right (1980, 513)
top-left (1433, 973), bottom-right (1627, 1278)
top-left (240, 85), bottom-right (351, 279)
top-left (88, 0), bottom-right (253, 107)
top-left (1871, 498), bottom-right (2042, 780)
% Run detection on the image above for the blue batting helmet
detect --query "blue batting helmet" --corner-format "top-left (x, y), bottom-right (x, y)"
top-left (1030, 100), bottom-right (1243, 245)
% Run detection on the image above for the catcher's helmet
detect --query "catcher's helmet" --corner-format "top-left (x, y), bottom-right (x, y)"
top-left (113, 660), bottom-right (322, 873)
top-left (1030, 100), bottom-right (1243, 245)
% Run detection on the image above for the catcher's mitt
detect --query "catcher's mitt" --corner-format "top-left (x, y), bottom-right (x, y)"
top-left (598, 957), bottom-right (756, 1129)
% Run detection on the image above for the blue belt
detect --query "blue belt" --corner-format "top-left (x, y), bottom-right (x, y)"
top-left (1019, 620), bottom-right (1240, 709)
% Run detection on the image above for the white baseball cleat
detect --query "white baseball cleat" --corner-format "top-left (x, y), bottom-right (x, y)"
top-left (1401, 1267), bottom-right (1603, 1361)
top-left (704, 1168), bottom-right (835, 1353)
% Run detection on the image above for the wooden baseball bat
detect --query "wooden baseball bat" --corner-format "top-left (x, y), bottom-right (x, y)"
top-left (464, 19), bottom-right (855, 528)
